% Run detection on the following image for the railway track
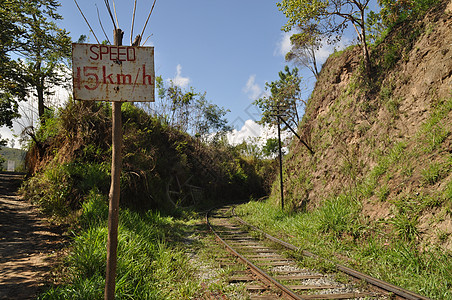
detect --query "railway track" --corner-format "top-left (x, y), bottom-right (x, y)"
top-left (206, 205), bottom-right (430, 300)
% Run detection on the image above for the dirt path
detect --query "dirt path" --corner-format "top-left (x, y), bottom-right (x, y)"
top-left (0, 173), bottom-right (66, 300)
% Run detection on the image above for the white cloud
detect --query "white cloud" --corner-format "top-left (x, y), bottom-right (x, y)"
top-left (226, 119), bottom-right (292, 147)
top-left (169, 64), bottom-right (190, 88)
top-left (315, 38), bottom-right (351, 62)
top-left (275, 29), bottom-right (299, 57)
top-left (243, 75), bottom-right (262, 100)
top-left (227, 119), bottom-right (262, 145)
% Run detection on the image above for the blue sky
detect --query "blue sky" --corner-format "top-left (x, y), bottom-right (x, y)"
top-left (57, 0), bottom-right (299, 130)
top-left (1, 0), bottom-right (380, 147)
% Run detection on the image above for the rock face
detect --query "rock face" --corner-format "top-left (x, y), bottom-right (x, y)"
top-left (278, 1), bottom-right (452, 250)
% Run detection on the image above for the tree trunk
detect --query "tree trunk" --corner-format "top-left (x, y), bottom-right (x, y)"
top-left (360, 9), bottom-right (372, 74)
top-left (37, 77), bottom-right (45, 123)
top-left (311, 47), bottom-right (320, 79)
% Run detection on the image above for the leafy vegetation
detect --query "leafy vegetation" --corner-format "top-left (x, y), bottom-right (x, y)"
top-left (39, 191), bottom-right (203, 299)
top-left (277, 0), bottom-right (373, 72)
top-left (0, 0), bottom-right (71, 133)
top-left (22, 100), bottom-right (272, 213)
top-left (236, 199), bottom-right (452, 299)
top-left (0, 147), bottom-right (26, 171)
top-left (236, 1), bottom-right (452, 299)
top-left (19, 99), bottom-right (275, 298)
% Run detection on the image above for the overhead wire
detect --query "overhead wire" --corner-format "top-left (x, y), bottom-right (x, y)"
top-left (103, 0), bottom-right (117, 31)
top-left (96, 4), bottom-right (111, 45)
top-left (112, 0), bottom-right (120, 29)
top-left (140, 0), bottom-right (157, 46)
top-left (73, 0), bottom-right (100, 44)
top-left (130, 0), bottom-right (137, 45)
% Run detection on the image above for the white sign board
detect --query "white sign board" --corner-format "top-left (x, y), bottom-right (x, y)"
top-left (7, 160), bottom-right (15, 172)
top-left (72, 43), bottom-right (155, 102)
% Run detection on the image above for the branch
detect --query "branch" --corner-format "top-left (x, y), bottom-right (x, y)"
top-left (73, 0), bottom-right (100, 44)
top-left (96, 4), bottom-right (111, 44)
top-left (103, 0), bottom-right (117, 30)
top-left (130, 0), bottom-right (138, 45)
top-left (140, 0), bottom-right (157, 46)
top-left (112, 0), bottom-right (120, 29)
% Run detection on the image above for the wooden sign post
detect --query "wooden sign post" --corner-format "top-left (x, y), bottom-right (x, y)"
top-left (104, 28), bottom-right (124, 300)
top-left (72, 29), bottom-right (154, 300)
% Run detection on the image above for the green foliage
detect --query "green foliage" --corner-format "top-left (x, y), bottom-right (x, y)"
top-left (317, 194), bottom-right (361, 236)
top-left (23, 99), bottom-right (270, 212)
top-left (262, 138), bottom-right (279, 157)
top-left (444, 179), bottom-right (452, 203)
top-left (21, 161), bottom-right (110, 217)
top-left (254, 66), bottom-right (302, 129)
top-left (277, 0), bottom-right (372, 70)
top-left (365, 10), bottom-right (386, 45)
top-left (421, 162), bottom-right (446, 185)
top-left (236, 200), bottom-right (452, 298)
top-left (40, 193), bottom-right (200, 299)
top-left (0, 0), bottom-right (71, 122)
top-left (359, 141), bottom-right (407, 198)
top-left (150, 77), bottom-right (231, 139)
top-left (389, 213), bottom-right (419, 242)
top-left (378, 0), bottom-right (441, 27)
top-left (376, 184), bottom-right (390, 202)
top-left (286, 27), bottom-right (321, 78)
top-left (417, 97), bottom-right (452, 153)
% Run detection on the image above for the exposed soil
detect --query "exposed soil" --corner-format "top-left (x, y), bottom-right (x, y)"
top-left (0, 172), bottom-right (66, 300)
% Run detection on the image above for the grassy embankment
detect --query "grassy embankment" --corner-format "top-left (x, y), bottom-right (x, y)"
top-left (236, 96), bottom-right (452, 299)
top-left (40, 191), bottom-right (202, 299)
top-left (19, 100), bottom-right (271, 299)
top-left (234, 3), bottom-right (452, 298)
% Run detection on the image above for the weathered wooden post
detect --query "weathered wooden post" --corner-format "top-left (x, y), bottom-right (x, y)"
top-left (72, 28), bottom-right (155, 299)
top-left (104, 28), bottom-right (124, 300)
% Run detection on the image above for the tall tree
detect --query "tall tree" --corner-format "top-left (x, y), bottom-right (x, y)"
top-left (18, 0), bottom-right (71, 123)
top-left (192, 95), bottom-right (232, 142)
top-left (285, 25), bottom-right (322, 79)
top-left (253, 66), bottom-right (302, 129)
top-left (150, 77), bottom-right (231, 139)
top-left (0, 0), bottom-right (28, 143)
top-left (0, 0), bottom-right (70, 133)
top-left (277, 0), bottom-right (372, 72)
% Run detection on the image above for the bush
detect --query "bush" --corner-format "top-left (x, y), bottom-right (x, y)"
top-left (316, 194), bottom-right (361, 236)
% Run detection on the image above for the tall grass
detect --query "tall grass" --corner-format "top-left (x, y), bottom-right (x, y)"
top-left (236, 198), bottom-right (452, 299)
top-left (40, 192), bottom-right (201, 300)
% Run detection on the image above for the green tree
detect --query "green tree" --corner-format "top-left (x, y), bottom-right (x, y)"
top-left (277, 0), bottom-right (372, 72)
top-left (262, 138), bottom-right (279, 157)
top-left (193, 96), bottom-right (232, 142)
top-left (151, 76), bottom-right (231, 139)
top-left (286, 24), bottom-right (321, 79)
top-left (253, 66), bottom-right (302, 129)
top-left (0, 0), bottom-right (29, 144)
top-left (17, 0), bottom-right (71, 123)
top-left (378, 0), bottom-right (439, 27)
top-left (0, 0), bottom-right (70, 139)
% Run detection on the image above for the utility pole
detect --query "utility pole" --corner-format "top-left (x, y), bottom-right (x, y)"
top-left (277, 113), bottom-right (284, 211)
top-left (272, 102), bottom-right (285, 211)
top-left (105, 28), bottom-right (124, 300)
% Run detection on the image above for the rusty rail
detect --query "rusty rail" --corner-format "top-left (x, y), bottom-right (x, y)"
top-left (232, 207), bottom-right (431, 300)
top-left (206, 208), bottom-right (305, 300)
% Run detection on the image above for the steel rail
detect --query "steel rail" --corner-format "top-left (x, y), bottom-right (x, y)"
top-left (206, 208), bottom-right (306, 300)
top-left (232, 207), bottom-right (431, 300)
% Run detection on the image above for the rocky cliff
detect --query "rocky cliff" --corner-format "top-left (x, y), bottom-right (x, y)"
top-left (278, 0), bottom-right (452, 250)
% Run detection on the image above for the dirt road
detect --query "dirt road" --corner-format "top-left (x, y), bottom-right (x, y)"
top-left (0, 173), bottom-right (65, 299)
